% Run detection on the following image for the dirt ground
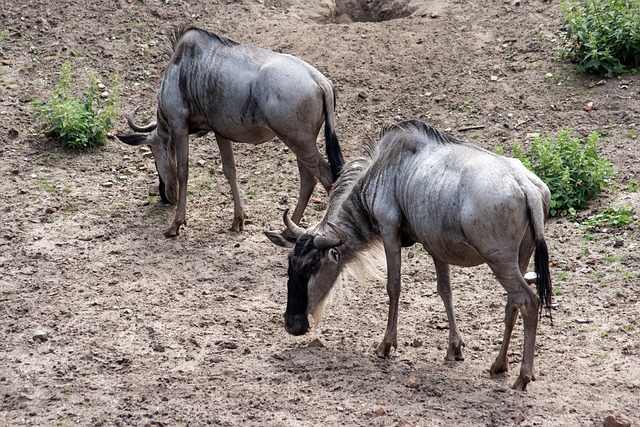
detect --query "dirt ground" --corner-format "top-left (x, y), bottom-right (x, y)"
top-left (1, 0), bottom-right (639, 426)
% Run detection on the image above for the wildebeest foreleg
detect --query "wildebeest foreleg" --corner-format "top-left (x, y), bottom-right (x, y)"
top-left (491, 296), bottom-right (518, 376)
top-left (216, 135), bottom-right (246, 232)
top-left (434, 260), bottom-right (465, 361)
top-left (165, 128), bottom-right (189, 237)
top-left (376, 232), bottom-right (402, 358)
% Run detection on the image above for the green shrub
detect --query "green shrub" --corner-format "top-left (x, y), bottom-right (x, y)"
top-left (559, 0), bottom-right (640, 76)
top-left (583, 204), bottom-right (636, 229)
top-left (32, 61), bottom-right (122, 150)
top-left (509, 129), bottom-right (615, 216)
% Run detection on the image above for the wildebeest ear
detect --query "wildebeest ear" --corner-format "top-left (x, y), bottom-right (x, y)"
top-left (264, 231), bottom-right (296, 248)
top-left (116, 133), bottom-right (149, 146)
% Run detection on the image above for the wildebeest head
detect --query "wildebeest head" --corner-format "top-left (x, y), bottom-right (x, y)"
top-left (266, 210), bottom-right (346, 336)
top-left (116, 108), bottom-right (178, 205)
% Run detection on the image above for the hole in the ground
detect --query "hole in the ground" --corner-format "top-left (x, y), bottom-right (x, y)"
top-left (334, 0), bottom-right (415, 23)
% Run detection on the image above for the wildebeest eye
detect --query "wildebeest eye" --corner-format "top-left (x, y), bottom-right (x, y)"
top-left (328, 248), bottom-right (340, 264)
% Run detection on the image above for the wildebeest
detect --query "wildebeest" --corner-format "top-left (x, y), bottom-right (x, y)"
top-left (266, 120), bottom-right (552, 391)
top-left (117, 25), bottom-right (344, 237)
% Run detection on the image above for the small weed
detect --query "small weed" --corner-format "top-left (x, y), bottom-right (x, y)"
top-left (625, 180), bottom-right (638, 192)
top-left (458, 98), bottom-right (475, 111)
top-left (0, 28), bottom-right (8, 41)
top-left (620, 323), bottom-right (636, 332)
top-left (32, 61), bottom-right (121, 150)
top-left (37, 180), bottom-right (57, 194)
top-left (583, 204), bottom-right (636, 229)
top-left (554, 285), bottom-right (565, 296)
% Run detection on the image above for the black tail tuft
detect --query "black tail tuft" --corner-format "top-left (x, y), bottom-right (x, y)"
top-left (534, 238), bottom-right (553, 323)
top-left (325, 125), bottom-right (344, 180)
top-left (323, 93), bottom-right (344, 181)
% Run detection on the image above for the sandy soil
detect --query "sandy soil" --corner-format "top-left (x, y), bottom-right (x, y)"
top-left (1, 0), bottom-right (639, 426)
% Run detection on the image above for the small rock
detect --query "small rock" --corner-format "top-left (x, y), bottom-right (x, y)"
top-left (197, 159), bottom-right (206, 167)
top-left (411, 338), bottom-right (423, 348)
top-left (102, 181), bottom-right (113, 188)
top-left (604, 412), bottom-right (631, 427)
top-left (513, 412), bottom-right (526, 423)
top-left (308, 338), bottom-right (324, 348)
top-left (1, 60), bottom-right (11, 66)
top-left (45, 207), bottom-right (57, 214)
top-left (100, 91), bottom-right (109, 98)
top-left (583, 101), bottom-right (594, 111)
top-left (612, 238), bottom-right (624, 248)
top-left (404, 376), bottom-right (421, 389)
top-left (33, 330), bottom-right (49, 342)
top-left (357, 91), bottom-right (368, 99)
top-left (374, 406), bottom-right (387, 416)
top-left (152, 344), bottom-right (165, 352)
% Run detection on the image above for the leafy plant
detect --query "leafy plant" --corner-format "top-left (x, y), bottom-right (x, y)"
top-left (32, 61), bottom-right (122, 150)
top-left (559, 0), bottom-right (640, 76)
top-left (583, 204), bottom-right (636, 229)
top-left (508, 129), bottom-right (615, 216)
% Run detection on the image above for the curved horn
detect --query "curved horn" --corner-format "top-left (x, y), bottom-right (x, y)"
top-left (127, 107), bottom-right (157, 133)
top-left (313, 222), bottom-right (347, 249)
top-left (283, 209), bottom-right (305, 238)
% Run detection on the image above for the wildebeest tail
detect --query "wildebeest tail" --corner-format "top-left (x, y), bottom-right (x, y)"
top-left (322, 83), bottom-right (344, 180)
top-left (526, 191), bottom-right (553, 320)
top-left (534, 238), bottom-right (552, 318)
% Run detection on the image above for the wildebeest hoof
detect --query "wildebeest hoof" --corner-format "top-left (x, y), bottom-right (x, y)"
top-left (230, 214), bottom-right (246, 232)
top-left (446, 341), bottom-right (465, 361)
top-left (164, 228), bottom-right (178, 238)
top-left (512, 374), bottom-right (533, 391)
top-left (375, 342), bottom-right (394, 358)
top-left (490, 359), bottom-right (509, 376)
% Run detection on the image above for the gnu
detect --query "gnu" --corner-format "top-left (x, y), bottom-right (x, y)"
top-left (267, 120), bottom-right (553, 391)
top-left (117, 25), bottom-right (343, 237)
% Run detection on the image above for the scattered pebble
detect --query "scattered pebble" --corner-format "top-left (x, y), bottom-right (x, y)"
top-left (102, 181), bottom-right (113, 188)
top-left (374, 406), bottom-right (387, 415)
top-left (45, 207), bottom-right (57, 214)
top-left (604, 412), bottom-right (631, 427)
top-left (33, 330), bottom-right (49, 343)
top-left (308, 338), bottom-right (324, 348)
top-left (404, 376), bottom-right (421, 389)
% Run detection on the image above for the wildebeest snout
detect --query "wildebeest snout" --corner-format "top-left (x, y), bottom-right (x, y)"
top-left (284, 313), bottom-right (309, 336)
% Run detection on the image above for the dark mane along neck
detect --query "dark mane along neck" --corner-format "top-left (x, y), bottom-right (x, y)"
top-left (380, 120), bottom-right (463, 145)
top-left (167, 25), bottom-right (239, 55)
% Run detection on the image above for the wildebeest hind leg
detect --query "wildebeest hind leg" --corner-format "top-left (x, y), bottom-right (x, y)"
top-left (287, 160), bottom-right (317, 228)
top-left (216, 135), bottom-right (246, 232)
top-left (434, 260), bottom-right (465, 361)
